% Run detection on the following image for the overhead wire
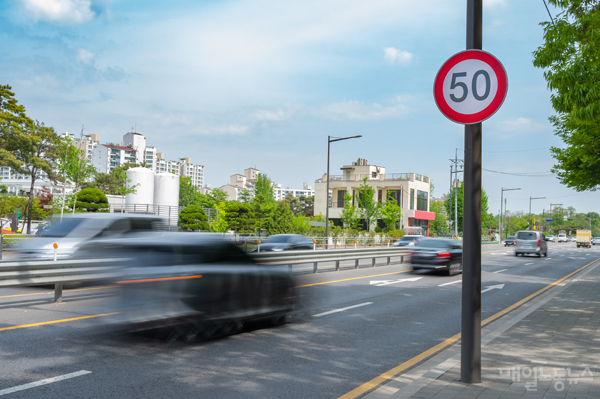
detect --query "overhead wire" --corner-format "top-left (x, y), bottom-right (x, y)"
top-left (482, 168), bottom-right (554, 177)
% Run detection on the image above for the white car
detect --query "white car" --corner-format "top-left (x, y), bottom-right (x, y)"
top-left (546, 235), bottom-right (555, 242)
top-left (592, 237), bottom-right (600, 245)
top-left (557, 234), bottom-right (567, 243)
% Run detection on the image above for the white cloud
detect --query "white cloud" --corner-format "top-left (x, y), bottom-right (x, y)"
top-left (20, 0), bottom-right (94, 24)
top-left (320, 99), bottom-right (411, 121)
top-left (76, 48), bottom-right (95, 65)
top-left (496, 117), bottom-right (546, 133)
top-left (383, 47), bottom-right (413, 66)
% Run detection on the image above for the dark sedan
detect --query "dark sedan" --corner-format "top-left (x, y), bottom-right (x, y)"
top-left (409, 238), bottom-right (463, 276)
top-left (76, 233), bottom-right (296, 341)
top-left (504, 236), bottom-right (515, 246)
top-left (252, 234), bottom-right (313, 252)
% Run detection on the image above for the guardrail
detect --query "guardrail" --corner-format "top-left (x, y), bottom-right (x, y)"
top-left (0, 247), bottom-right (410, 303)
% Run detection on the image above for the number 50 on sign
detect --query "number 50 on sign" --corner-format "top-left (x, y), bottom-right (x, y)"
top-left (434, 50), bottom-right (508, 125)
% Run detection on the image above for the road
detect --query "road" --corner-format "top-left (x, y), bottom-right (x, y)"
top-left (1, 242), bottom-right (599, 398)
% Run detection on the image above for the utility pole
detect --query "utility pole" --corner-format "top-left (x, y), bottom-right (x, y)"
top-left (500, 187), bottom-right (520, 240)
top-left (449, 149), bottom-right (463, 237)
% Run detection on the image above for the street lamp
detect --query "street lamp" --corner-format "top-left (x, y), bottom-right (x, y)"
top-left (500, 187), bottom-right (520, 240)
top-left (529, 196), bottom-right (545, 230)
top-left (325, 135), bottom-right (362, 247)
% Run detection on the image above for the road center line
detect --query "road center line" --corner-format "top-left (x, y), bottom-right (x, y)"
top-left (0, 371), bottom-right (91, 396)
top-left (494, 269), bottom-right (508, 273)
top-left (438, 280), bottom-right (462, 286)
top-left (312, 302), bottom-right (373, 317)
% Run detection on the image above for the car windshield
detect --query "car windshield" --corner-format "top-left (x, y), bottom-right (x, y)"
top-left (266, 236), bottom-right (292, 243)
top-left (415, 240), bottom-right (449, 249)
top-left (517, 232), bottom-right (537, 240)
top-left (507, 236), bottom-right (514, 239)
top-left (38, 218), bottom-right (84, 238)
top-left (401, 236), bottom-right (420, 241)
top-left (558, 234), bottom-right (566, 237)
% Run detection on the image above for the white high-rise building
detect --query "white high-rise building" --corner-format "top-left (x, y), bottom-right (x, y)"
top-left (180, 157), bottom-right (204, 188)
top-left (122, 132), bottom-right (146, 165)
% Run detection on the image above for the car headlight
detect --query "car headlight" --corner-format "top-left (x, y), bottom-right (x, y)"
top-left (272, 248), bottom-right (284, 252)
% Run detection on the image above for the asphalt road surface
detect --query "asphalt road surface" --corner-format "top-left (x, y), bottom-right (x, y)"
top-left (1, 242), bottom-right (599, 398)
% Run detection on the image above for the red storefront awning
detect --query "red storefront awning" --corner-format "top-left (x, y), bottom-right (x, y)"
top-left (414, 210), bottom-right (436, 221)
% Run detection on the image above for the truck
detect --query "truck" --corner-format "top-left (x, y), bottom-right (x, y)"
top-left (576, 229), bottom-right (592, 248)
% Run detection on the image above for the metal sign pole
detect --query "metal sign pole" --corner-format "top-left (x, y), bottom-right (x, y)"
top-left (461, 0), bottom-right (482, 384)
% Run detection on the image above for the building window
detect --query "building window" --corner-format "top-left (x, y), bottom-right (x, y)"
top-left (410, 189), bottom-right (414, 210)
top-left (388, 190), bottom-right (401, 207)
top-left (378, 190), bottom-right (382, 203)
top-left (337, 190), bottom-right (346, 208)
top-left (417, 190), bottom-right (428, 211)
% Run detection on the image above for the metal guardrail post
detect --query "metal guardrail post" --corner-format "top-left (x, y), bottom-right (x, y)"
top-left (54, 283), bottom-right (63, 303)
top-left (371, 257), bottom-right (376, 267)
top-left (401, 256), bottom-right (404, 264)
top-left (387, 257), bottom-right (391, 265)
top-left (355, 259), bottom-right (359, 269)
top-left (313, 262), bottom-right (317, 273)
top-left (0, 235), bottom-right (3, 261)
top-left (335, 260), bottom-right (340, 271)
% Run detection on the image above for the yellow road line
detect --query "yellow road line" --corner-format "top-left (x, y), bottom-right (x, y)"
top-left (0, 286), bottom-right (116, 299)
top-left (296, 270), bottom-right (410, 288)
top-left (338, 257), bottom-right (600, 399)
top-left (0, 312), bottom-right (121, 332)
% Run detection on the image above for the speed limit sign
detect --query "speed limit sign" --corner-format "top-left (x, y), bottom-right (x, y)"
top-left (434, 50), bottom-right (508, 125)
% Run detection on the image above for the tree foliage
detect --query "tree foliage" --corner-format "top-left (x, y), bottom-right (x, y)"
top-left (429, 199), bottom-right (449, 236)
top-left (178, 204), bottom-right (209, 231)
top-left (0, 85), bottom-right (32, 170)
top-left (224, 202), bottom-right (255, 233)
top-left (356, 178), bottom-right (381, 231)
top-left (340, 192), bottom-right (360, 229)
top-left (179, 176), bottom-right (198, 208)
top-left (82, 165), bottom-right (137, 196)
top-left (266, 200), bottom-right (294, 235)
top-left (533, 1), bottom-right (600, 191)
top-left (380, 192), bottom-right (402, 231)
top-left (209, 201), bottom-right (229, 232)
top-left (445, 181), bottom-right (488, 233)
top-left (75, 188), bottom-right (109, 212)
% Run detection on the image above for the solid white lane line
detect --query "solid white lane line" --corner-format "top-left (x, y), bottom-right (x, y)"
top-left (525, 263), bottom-right (533, 266)
top-left (494, 269), bottom-right (508, 273)
top-left (0, 371), bottom-right (92, 396)
top-left (438, 280), bottom-right (462, 286)
top-left (312, 302), bottom-right (373, 317)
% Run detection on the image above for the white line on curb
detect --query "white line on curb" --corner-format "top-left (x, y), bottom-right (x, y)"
top-left (494, 269), bottom-right (508, 273)
top-left (312, 302), bottom-right (373, 317)
top-left (438, 280), bottom-right (462, 286)
top-left (0, 371), bottom-right (92, 396)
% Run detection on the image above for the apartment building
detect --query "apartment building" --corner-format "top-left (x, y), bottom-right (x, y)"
top-left (273, 183), bottom-right (315, 201)
top-left (180, 157), bottom-right (204, 188)
top-left (314, 158), bottom-right (435, 235)
top-left (92, 144), bottom-right (137, 174)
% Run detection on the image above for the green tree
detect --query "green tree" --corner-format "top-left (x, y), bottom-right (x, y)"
top-left (298, 195), bottom-right (314, 217)
top-left (55, 136), bottom-right (97, 214)
top-left (284, 193), bottom-right (301, 216)
top-left (340, 192), bottom-right (360, 229)
top-left (380, 192), bottom-right (402, 231)
top-left (239, 188), bottom-right (251, 204)
top-left (254, 173), bottom-right (275, 203)
top-left (429, 199), bottom-right (449, 236)
top-left (0, 85), bottom-right (32, 170)
top-left (178, 204), bottom-right (209, 231)
top-left (75, 188), bottom-right (109, 212)
top-left (12, 121), bottom-right (60, 233)
top-left (224, 202), bottom-right (255, 233)
top-left (533, 1), bottom-right (600, 191)
top-left (209, 201), bottom-right (229, 232)
top-left (267, 200), bottom-right (294, 235)
top-left (83, 165), bottom-right (137, 197)
top-left (291, 215), bottom-right (312, 235)
top-left (445, 181), bottom-right (489, 233)
top-left (356, 178), bottom-right (381, 231)
top-left (179, 176), bottom-right (199, 208)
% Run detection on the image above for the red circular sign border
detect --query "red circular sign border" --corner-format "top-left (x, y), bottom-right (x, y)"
top-left (434, 50), bottom-right (508, 125)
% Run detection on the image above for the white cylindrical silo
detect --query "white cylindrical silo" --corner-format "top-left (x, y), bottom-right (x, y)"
top-left (125, 167), bottom-right (155, 205)
top-left (154, 173), bottom-right (180, 207)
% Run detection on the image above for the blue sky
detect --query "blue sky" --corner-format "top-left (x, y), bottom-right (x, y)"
top-left (1, 0), bottom-right (598, 215)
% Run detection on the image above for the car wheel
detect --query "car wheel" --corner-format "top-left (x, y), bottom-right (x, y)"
top-left (537, 252), bottom-right (541, 258)
top-left (514, 252), bottom-right (518, 257)
top-left (544, 251), bottom-right (548, 257)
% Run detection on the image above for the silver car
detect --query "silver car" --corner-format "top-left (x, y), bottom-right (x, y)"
top-left (14, 213), bottom-right (165, 259)
top-left (592, 237), bottom-right (600, 245)
top-left (515, 231), bottom-right (547, 257)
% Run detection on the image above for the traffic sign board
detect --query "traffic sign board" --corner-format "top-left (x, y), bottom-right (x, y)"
top-left (546, 219), bottom-right (553, 222)
top-left (434, 50), bottom-right (508, 124)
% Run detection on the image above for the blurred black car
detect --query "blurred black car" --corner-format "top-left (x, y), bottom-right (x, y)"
top-left (409, 238), bottom-right (463, 276)
top-left (251, 234), bottom-right (313, 252)
top-left (76, 233), bottom-right (295, 340)
top-left (504, 236), bottom-right (515, 246)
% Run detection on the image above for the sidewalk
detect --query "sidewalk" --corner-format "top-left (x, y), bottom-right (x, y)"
top-left (364, 259), bottom-right (600, 399)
